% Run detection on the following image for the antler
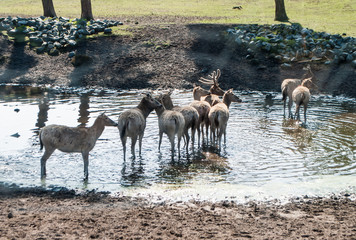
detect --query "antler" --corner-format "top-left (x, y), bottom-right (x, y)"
top-left (199, 69), bottom-right (221, 85)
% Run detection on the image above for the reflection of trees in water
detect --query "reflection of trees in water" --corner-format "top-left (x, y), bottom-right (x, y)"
top-left (78, 93), bottom-right (90, 126)
top-left (35, 97), bottom-right (50, 132)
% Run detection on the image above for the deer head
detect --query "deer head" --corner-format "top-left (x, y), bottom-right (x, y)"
top-left (199, 69), bottom-right (224, 96)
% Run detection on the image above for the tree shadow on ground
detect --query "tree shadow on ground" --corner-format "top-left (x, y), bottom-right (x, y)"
top-left (0, 35), bottom-right (36, 84)
top-left (68, 36), bottom-right (152, 89)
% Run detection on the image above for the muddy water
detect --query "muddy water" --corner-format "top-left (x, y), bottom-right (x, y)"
top-left (0, 85), bottom-right (355, 203)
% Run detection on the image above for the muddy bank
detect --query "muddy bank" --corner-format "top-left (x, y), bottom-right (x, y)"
top-left (1, 23), bottom-right (356, 97)
top-left (1, 185), bottom-right (356, 239)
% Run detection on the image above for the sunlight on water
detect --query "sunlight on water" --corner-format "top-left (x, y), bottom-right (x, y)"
top-left (0, 85), bottom-right (355, 203)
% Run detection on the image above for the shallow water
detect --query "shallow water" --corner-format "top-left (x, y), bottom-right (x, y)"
top-left (0, 85), bottom-right (355, 203)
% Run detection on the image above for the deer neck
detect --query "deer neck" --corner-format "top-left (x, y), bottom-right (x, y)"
top-left (89, 118), bottom-right (105, 139)
top-left (301, 78), bottom-right (311, 87)
top-left (163, 98), bottom-right (174, 110)
top-left (223, 96), bottom-right (232, 108)
top-left (137, 101), bottom-right (154, 119)
top-left (193, 89), bottom-right (207, 101)
top-left (154, 105), bottom-right (165, 116)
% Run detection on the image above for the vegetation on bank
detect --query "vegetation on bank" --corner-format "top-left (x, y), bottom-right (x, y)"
top-left (0, 0), bottom-right (355, 37)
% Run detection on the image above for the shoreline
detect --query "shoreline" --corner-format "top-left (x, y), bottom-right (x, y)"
top-left (1, 185), bottom-right (356, 239)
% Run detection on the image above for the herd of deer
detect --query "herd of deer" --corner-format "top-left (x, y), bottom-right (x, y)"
top-left (39, 68), bottom-right (315, 180)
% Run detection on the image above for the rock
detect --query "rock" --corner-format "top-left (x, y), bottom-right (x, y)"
top-left (104, 28), bottom-right (112, 34)
top-left (36, 46), bottom-right (46, 54)
top-left (351, 60), bottom-right (356, 68)
top-left (346, 54), bottom-right (354, 62)
top-left (68, 51), bottom-right (76, 58)
top-left (68, 40), bottom-right (77, 47)
top-left (281, 63), bottom-right (292, 69)
top-left (48, 48), bottom-right (59, 56)
top-left (29, 36), bottom-right (43, 46)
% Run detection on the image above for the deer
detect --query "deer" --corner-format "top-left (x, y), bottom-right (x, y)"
top-left (39, 113), bottom-right (118, 181)
top-left (281, 65), bottom-right (314, 119)
top-left (292, 78), bottom-right (312, 123)
top-left (198, 69), bottom-right (225, 106)
top-left (208, 89), bottom-right (242, 148)
top-left (117, 93), bottom-right (161, 160)
top-left (154, 101), bottom-right (185, 158)
top-left (190, 85), bottom-right (211, 143)
top-left (158, 91), bottom-right (199, 151)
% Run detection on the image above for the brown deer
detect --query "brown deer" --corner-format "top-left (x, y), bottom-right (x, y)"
top-left (39, 113), bottom-right (118, 180)
top-left (292, 78), bottom-right (312, 123)
top-left (158, 91), bottom-right (199, 150)
top-left (190, 85), bottom-right (211, 143)
top-left (281, 65), bottom-right (314, 119)
top-left (118, 93), bottom-right (161, 160)
top-left (199, 69), bottom-right (225, 106)
top-left (209, 89), bottom-right (242, 148)
top-left (154, 101), bottom-right (185, 158)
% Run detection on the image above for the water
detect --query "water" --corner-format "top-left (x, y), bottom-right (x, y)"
top-left (0, 85), bottom-right (355, 203)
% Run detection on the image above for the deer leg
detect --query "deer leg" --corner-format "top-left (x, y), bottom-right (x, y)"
top-left (131, 135), bottom-right (137, 159)
top-left (121, 136), bottom-right (127, 160)
top-left (158, 131), bottom-right (163, 151)
top-left (205, 118), bottom-right (210, 141)
top-left (304, 104), bottom-right (308, 123)
top-left (169, 134), bottom-right (175, 158)
top-left (197, 124), bottom-right (201, 147)
top-left (295, 104), bottom-right (300, 121)
top-left (191, 126), bottom-right (195, 147)
top-left (288, 97), bottom-right (293, 119)
top-left (223, 125), bottom-right (227, 144)
top-left (185, 131), bottom-right (190, 152)
top-left (178, 133), bottom-right (183, 158)
top-left (40, 148), bottom-right (55, 179)
top-left (82, 151), bottom-right (89, 181)
top-left (138, 133), bottom-right (144, 156)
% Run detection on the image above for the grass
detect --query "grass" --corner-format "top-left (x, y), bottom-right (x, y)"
top-left (0, 0), bottom-right (355, 37)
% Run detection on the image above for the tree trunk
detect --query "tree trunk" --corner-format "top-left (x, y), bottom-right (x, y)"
top-left (81, 0), bottom-right (94, 20)
top-left (274, 0), bottom-right (289, 22)
top-left (42, 0), bottom-right (57, 17)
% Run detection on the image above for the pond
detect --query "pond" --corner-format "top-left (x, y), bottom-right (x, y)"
top-left (0, 85), bottom-right (355, 203)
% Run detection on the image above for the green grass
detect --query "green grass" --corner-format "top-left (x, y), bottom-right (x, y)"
top-left (1, 0), bottom-right (356, 36)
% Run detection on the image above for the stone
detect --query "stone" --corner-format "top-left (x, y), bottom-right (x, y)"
top-left (48, 48), bottom-right (59, 56)
top-left (68, 51), bottom-right (76, 58)
top-left (68, 40), bottom-right (77, 46)
top-left (346, 54), bottom-right (354, 62)
top-left (36, 46), bottom-right (46, 54)
top-left (351, 60), bottom-right (356, 68)
top-left (281, 63), bottom-right (292, 69)
top-left (104, 28), bottom-right (112, 34)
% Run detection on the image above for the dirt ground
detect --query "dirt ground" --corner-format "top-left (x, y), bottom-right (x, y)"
top-left (1, 17), bottom-right (356, 239)
top-left (1, 188), bottom-right (356, 239)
